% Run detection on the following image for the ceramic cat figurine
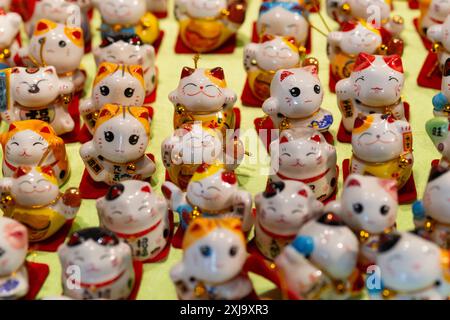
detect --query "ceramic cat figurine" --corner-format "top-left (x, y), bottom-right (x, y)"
top-left (413, 166), bottom-right (450, 249)
top-left (147, 0), bottom-right (167, 15)
top-left (94, 35), bottom-right (157, 98)
top-left (368, 231), bottom-right (450, 300)
top-left (162, 123), bottom-right (244, 190)
top-left (328, 20), bottom-right (404, 84)
top-left (336, 53), bottom-right (406, 134)
top-left (243, 35), bottom-right (301, 103)
top-left (0, 166), bottom-right (81, 242)
top-left (431, 59), bottom-right (450, 118)
top-left (252, 180), bottom-right (323, 260)
top-left (174, 0), bottom-right (246, 52)
top-left (326, 0), bottom-right (404, 37)
top-left (163, 163), bottom-right (253, 233)
top-left (275, 212), bottom-right (363, 299)
top-left (325, 174), bottom-right (398, 268)
top-left (97, 181), bottom-right (170, 262)
top-left (19, 18), bottom-right (85, 92)
top-left (0, 66), bottom-right (75, 135)
top-left (94, 0), bottom-right (160, 45)
top-left (269, 129), bottom-right (338, 202)
top-left (256, 2), bottom-right (309, 47)
top-left (418, 0), bottom-right (450, 38)
top-left (0, 120), bottom-right (70, 186)
top-left (171, 217), bottom-right (254, 300)
top-left (58, 227), bottom-right (135, 300)
top-left (0, 10), bottom-right (22, 69)
top-left (427, 16), bottom-right (450, 75)
top-left (0, 216), bottom-right (29, 300)
top-left (79, 63), bottom-right (146, 135)
top-left (262, 65), bottom-right (333, 134)
top-left (350, 114), bottom-right (413, 190)
top-left (80, 104), bottom-right (155, 186)
top-left (426, 117), bottom-right (450, 168)
top-left (169, 66), bottom-right (238, 134)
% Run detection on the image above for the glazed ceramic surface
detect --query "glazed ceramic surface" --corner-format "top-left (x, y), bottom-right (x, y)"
top-left (0, 10), bottom-right (22, 69)
top-left (427, 16), bottom-right (450, 72)
top-left (58, 227), bottom-right (135, 299)
top-left (0, 216), bottom-right (29, 300)
top-left (97, 181), bottom-right (170, 262)
top-left (170, 217), bottom-right (253, 300)
top-left (80, 104), bottom-right (155, 185)
top-left (419, 0), bottom-right (450, 37)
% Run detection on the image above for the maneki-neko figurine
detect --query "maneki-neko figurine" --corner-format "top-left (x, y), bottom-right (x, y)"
top-left (162, 123), bottom-right (245, 191)
top-left (344, 113), bottom-right (416, 204)
top-left (174, 0), bottom-right (246, 53)
top-left (162, 162), bottom-right (253, 248)
top-left (327, 20), bottom-right (404, 92)
top-left (0, 9), bottom-right (22, 69)
top-left (79, 104), bottom-right (156, 199)
top-left (335, 53), bottom-right (408, 143)
top-left (414, 0), bottom-right (450, 49)
top-left (0, 120), bottom-right (70, 187)
top-left (269, 129), bottom-right (338, 203)
top-left (94, 0), bottom-right (161, 47)
top-left (78, 62), bottom-right (147, 142)
top-left (242, 35), bottom-right (302, 107)
top-left (169, 60), bottom-right (240, 134)
top-left (0, 165), bottom-right (81, 243)
top-left (418, 16), bottom-right (450, 89)
top-left (325, 174), bottom-right (398, 270)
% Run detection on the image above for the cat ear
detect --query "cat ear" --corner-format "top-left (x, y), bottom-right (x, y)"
top-left (353, 114), bottom-right (367, 130)
top-left (379, 179), bottom-right (398, 199)
top-left (310, 134), bottom-right (322, 143)
top-left (14, 167), bottom-right (29, 178)
top-left (98, 108), bottom-right (112, 118)
top-left (353, 52), bottom-right (376, 72)
top-left (261, 34), bottom-right (274, 43)
top-left (36, 20), bottom-right (51, 33)
top-left (383, 55), bottom-right (403, 73)
top-left (141, 185), bottom-right (151, 193)
top-left (346, 176), bottom-right (361, 188)
top-left (11, 67), bottom-right (20, 74)
top-left (298, 189), bottom-right (308, 198)
top-left (41, 165), bottom-right (54, 177)
top-left (40, 125), bottom-right (52, 134)
top-left (8, 123), bottom-right (16, 131)
top-left (139, 111), bottom-right (149, 120)
top-left (303, 65), bottom-right (318, 76)
top-left (44, 66), bottom-right (55, 75)
top-left (279, 70), bottom-right (294, 82)
top-left (181, 67), bottom-right (195, 79)
top-left (97, 64), bottom-right (110, 77)
top-left (105, 184), bottom-right (124, 201)
top-left (210, 67), bottom-right (225, 81)
top-left (280, 136), bottom-right (289, 144)
top-left (221, 171), bottom-right (237, 185)
top-left (131, 65), bottom-right (144, 77)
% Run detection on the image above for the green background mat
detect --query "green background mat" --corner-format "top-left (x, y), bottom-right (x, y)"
top-left (7, 0), bottom-right (439, 299)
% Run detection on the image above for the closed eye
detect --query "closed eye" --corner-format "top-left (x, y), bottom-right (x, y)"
top-left (281, 152), bottom-right (291, 157)
top-left (388, 76), bottom-right (398, 82)
top-left (267, 206), bottom-right (276, 212)
top-left (33, 142), bottom-right (44, 146)
top-left (74, 256), bottom-right (84, 262)
top-left (355, 76), bottom-right (365, 83)
top-left (111, 210), bottom-right (122, 215)
top-left (306, 152), bottom-right (316, 156)
top-left (183, 83), bottom-right (197, 89)
top-left (129, 54), bottom-right (138, 59)
top-left (207, 186), bottom-right (220, 191)
top-left (429, 185), bottom-right (441, 191)
top-left (10, 142), bottom-right (19, 146)
top-left (100, 254), bottom-right (109, 260)
top-left (138, 206), bottom-right (148, 211)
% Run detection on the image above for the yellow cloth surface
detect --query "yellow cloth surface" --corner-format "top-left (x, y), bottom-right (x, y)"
top-left (5, 0), bottom-right (440, 299)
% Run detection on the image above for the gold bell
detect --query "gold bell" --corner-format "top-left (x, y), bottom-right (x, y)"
top-left (302, 57), bottom-right (319, 70)
top-left (424, 219), bottom-right (434, 232)
top-left (175, 105), bottom-right (186, 115)
top-left (298, 46), bottom-right (307, 57)
top-left (443, 105), bottom-right (450, 114)
top-left (341, 3), bottom-right (351, 13)
top-left (335, 281), bottom-right (346, 294)
top-left (432, 42), bottom-right (442, 53)
top-left (251, 59), bottom-right (257, 66)
top-left (0, 48), bottom-right (11, 60)
top-left (194, 283), bottom-right (206, 297)
top-left (399, 155), bottom-right (410, 168)
top-left (1, 194), bottom-right (13, 206)
top-left (280, 118), bottom-right (291, 130)
top-left (392, 15), bottom-right (404, 25)
top-left (379, 44), bottom-right (388, 54)
top-left (381, 289), bottom-right (394, 299)
top-left (62, 94), bottom-right (72, 105)
top-left (190, 206), bottom-right (201, 220)
top-left (221, 8), bottom-right (230, 16)
top-left (126, 163), bottom-right (137, 174)
top-left (359, 230), bottom-right (370, 242)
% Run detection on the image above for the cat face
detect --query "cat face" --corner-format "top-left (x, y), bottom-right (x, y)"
top-left (186, 165), bottom-right (238, 211)
top-left (169, 67), bottom-right (237, 112)
top-left (347, 0), bottom-right (390, 22)
top-left (257, 4), bottom-right (308, 45)
top-left (423, 168), bottom-right (450, 224)
top-left (185, 0), bottom-right (227, 18)
top-left (340, 175), bottom-right (398, 234)
top-left (349, 53), bottom-right (404, 106)
top-left (298, 214), bottom-right (359, 280)
top-left (182, 221), bottom-right (247, 283)
top-left (272, 129), bottom-right (336, 178)
top-left (0, 217), bottom-right (28, 276)
top-left (97, 181), bottom-right (168, 234)
top-left (331, 22), bottom-right (382, 55)
top-left (255, 181), bottom-right (322, 236)
top-left (93, 107), bottom-right (150, 163)
top-left (10, 66), bottom-right (74, 107)
top-left (91, 63), bottom-right (146, 108)
top-left (34, 0), bottom-right (80, 24)
top-left (250, 36), bottom-right (300, 71)
top-left (0, 12), bottom-right (21, 49)
top-left (29, 20), bottom-right (84, 75)
top-left (352, 114), bottom-right (410, 162)
top-left (268, 66), bottom-right (323, 118)
top-left (10, 167), bottom-right (60, 207)
top-left (5, 129), bottom-right (49, 166)
top-left (427, 0), bottom-right (450, 22)
top-left (377, 232), bottom-right (442, 292)
top-left (58, 228), bottom-right (133, 285)
top-left (94, 0), bottom-right (147, 25)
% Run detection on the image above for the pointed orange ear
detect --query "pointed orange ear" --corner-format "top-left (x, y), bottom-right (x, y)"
top-left (40, 126), bottom-right (51, 134)
top-left (8, 124), bottom-right (16, 131)
top-left (72, 30), bottom-right (82, 40)
top-left (139, 111), bottom-right (149, 120)
top-left (210, 67), bottom-right (225, 81)
top-left (141, 185), bottom-right (151, 193)
top-left (14, 167), bottom-right (29, 178)
top-left (98, 108), bottom-right (111, 118)
top-left (133, 66), bottom-right (144, 77)
top-left (97, 65), bottom-right (109, 77)
top-left (41, 165), bottom-right (54, 177)
top-left (36, 20), bottom-right (50, 32)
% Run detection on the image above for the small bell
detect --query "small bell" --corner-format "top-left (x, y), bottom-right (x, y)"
top-left (1, 194), bottom-right (13, 207)
top-left (432, 42), bottom-right (442, 53)
top-left (335, 281), bottom-right (346, 294)
top-left (399, 155), bottom-right (410, 168)
top-left (382, 288), bottom-right (394, 299)
top-left (280, 118), bottom-right (291, 130)
top-left (443, 105), bottom-right (450, 114)
top-left (62, 94), bottom-right (72, 105)
top-left (221, 8), bottom-right (230, 16)
top-left (392, 15), bottom-right (404, 25)
top-left (127, 163), bottom-right (137, 174)
top-left (298, 46), bottom-right (307, 57)
top-left (113, 24), bottom-right (122, 32)
top-left (302, 57), bottom-right (319, 69)
top-left (359, 230), bottom-right (370, 242)
top-left (194, 282), bottom-right (206, 298)
top-left (341, 3), bottom-right (351, 13)
top-left (379, 44), bottom-right (388, 54)
top-left (251, 59), bottom-right (257, 66)
top-left (176, 105), bottom-right (186, 115)
top-left (0, 48), bottom-right (11, 59)
top-left (191, 206), bottom-right (201, 220)
top-left (424, 219), bottom-right (434, 232)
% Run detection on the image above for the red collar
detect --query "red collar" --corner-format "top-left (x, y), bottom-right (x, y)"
top-left (4, 158), bottom-right (59, 172)
top-left (258, 221), bottom-right (297, 240)
top-left (114, 219), bottom-right (162, 239)
top-left (276, 168), bottom-right (330, 184)
top-left (430, 17), bottom-right (444, 24)
top-left (68, 269), bottom-right (126, 289)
